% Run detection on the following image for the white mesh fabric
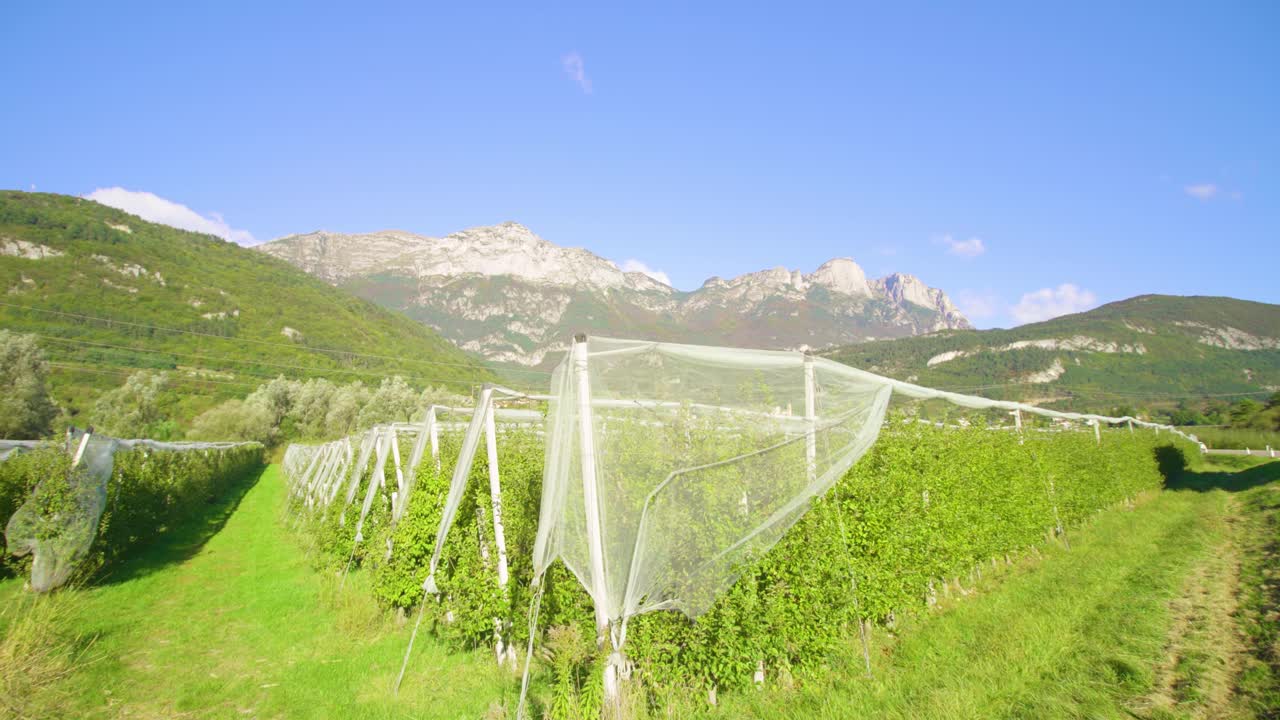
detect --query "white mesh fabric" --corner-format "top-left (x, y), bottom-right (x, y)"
top-left (421, 391), bottom-right (493, 594)
top-left (4, 432), bottom-right (259, 592)
top-left (6, 434), bottom-right (113, 592)
top-left (344, 430), bottom-right (378, 508)
top-left (353, 427), bottom-right (392, 543)
top-left (526, 336), bottom-right (1200, 626)
top-left (532, 337), bottom-right (892, 621)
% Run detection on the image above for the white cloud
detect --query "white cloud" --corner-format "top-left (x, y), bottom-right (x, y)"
top-left (955, 290), bottom-right (1000, 321)
top-left (84, 187), bottom-right (256, 245)
top-left (561, 52), bottom-right (592, 94)
top-left (1010, 283), bottom-right (1097, 324)
top-left (1184, 183), bottom-right (1218, 200)
top-left (939, 234), bottom-right (986, 258)
top-left (619, 259), bottom-right (671, 287)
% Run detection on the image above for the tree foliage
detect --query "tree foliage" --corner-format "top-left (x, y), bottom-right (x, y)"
top-left (91, 370), bottom-right (173, 439)
top-left (185, 375), bottom-right (466, 444)
top-left (0, 330), bottom-right (60, 439)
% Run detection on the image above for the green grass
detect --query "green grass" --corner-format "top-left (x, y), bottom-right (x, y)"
top-left (0, 465), bottom-right (507, 719)
top-left (710, 459), bottom-right (1280, 719)
top-left (1188, 427), bottom-right (1280, 451)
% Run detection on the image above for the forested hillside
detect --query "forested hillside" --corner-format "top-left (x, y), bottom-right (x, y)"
top-left (0, 192), bottom-right (491, 431)
top-left (824, 295), bottom-right (1280, 414)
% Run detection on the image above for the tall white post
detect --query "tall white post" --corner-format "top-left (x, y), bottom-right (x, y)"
top-left (390, 427), bottom-right (405, 511)
top-left (573, 334), bottom-right (617, 704)
top-left (484, 392), bottom-right (515, 667)
top-left (803, 352), bottom-right (817, 483)
top-left (1093, 420), bottom-right (1101, 446)
top-left (1014, 408), bottom-right (1024, 444)
top-left (428, 406), bottom-right (440, 472)
top-left (71, 429), bottom-right (92, 467)
top-left (484, 395), bottom-right (510, 589)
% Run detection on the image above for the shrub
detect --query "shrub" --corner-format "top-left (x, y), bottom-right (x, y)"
top-left (1, 441), bottom-right (263, 584)
top-left (90, 371), bottom-right (171, 438)
top-left (0, 330), bottom-right (59, 440)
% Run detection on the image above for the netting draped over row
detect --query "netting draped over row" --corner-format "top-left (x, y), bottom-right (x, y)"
top-left (273, 334), bottom-right (1203, 711)
top-left (280, 403), bottom-right (542, 570)
top-left (0, 440), bottom-right (41, 461)
top-left (2, 431), bottom-right (259, 592)
top-left (527, 337), bottom-right (1200, 630)
top-left (533, 337), bottom-right (893, 624)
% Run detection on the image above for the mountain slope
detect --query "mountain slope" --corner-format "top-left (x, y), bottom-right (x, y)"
top-left (823, 295), bottom-right (1280, 410)
top-left (0, 191), bottom-right (492, 423)
top-left (257, 223), bottom-right (970, 365)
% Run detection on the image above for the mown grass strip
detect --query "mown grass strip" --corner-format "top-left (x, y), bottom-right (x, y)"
top-left (0, 466), bottom-right (505, 719)
top-left (717, 478), bottom-right (1238, 719)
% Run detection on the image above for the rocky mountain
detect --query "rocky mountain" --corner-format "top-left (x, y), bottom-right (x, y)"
top-left (257, 222), bottom-right (970, 366)
top-left (824, 295), bottom-right (1280, 412)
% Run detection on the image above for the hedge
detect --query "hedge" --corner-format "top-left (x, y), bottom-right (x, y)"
top-left (2, 441), bottom-right (264, 583)
top-left (293, 416), bottom-right (1194, 710)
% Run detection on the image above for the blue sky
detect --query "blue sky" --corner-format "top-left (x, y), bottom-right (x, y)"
top-left (2, 1), bottom-right (1276, 328)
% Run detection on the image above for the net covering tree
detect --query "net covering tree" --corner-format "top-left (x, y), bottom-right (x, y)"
top-left (532, 337), bottom-right (892, 635)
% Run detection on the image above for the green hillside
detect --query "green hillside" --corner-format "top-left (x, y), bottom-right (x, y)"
top-left (824, 295), bottom-right (1280, 413)
top-left (0, 191), bottom-right (492, 426)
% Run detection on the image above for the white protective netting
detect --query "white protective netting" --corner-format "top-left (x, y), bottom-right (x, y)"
top-left (413, 336), bottom-right (1198, 631)
top-left (280, 403), bottom-right (544, 570)
top-left (532, 336), bottom-right (892, 623)
top-left (3, 430), bottom-right (259, 592)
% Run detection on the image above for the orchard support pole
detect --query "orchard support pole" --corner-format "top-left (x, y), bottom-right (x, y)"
top-left (574, 334), bottom-right (618, 708)
top-left (429, 406), bottom-right (440, 472)
top-left (803, 352), bottom-right (817, 482)
top-left (484, 390), bottom-right (516, 668)
top-left (390, 429), bottom-right (405, 516)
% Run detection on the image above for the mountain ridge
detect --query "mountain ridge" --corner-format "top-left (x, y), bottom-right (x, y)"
top-left (258, 223), bottom-right (971, 365)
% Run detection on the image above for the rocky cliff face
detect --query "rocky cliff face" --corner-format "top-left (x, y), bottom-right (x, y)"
top-left (257, 223), bottom-right (971, 365)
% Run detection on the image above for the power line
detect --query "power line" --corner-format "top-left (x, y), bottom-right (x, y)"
top-left (47, 362), bottom-right (262, 391)
top-left (0, 300), bottom-right (552, 376)
top-left (33, 333), bottom-right (483, 390)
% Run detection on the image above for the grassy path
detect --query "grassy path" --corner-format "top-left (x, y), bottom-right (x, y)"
top-left (1, 465), bottom-right (506, 720)
top-left (719, 460), bottom-right (1280, 720)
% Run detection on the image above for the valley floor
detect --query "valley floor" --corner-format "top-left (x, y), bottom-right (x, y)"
top-left (3, 460), bottom-right (1278, 719)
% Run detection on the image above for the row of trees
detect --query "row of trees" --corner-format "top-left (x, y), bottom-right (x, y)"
top-left (1165, 395), bottom-right (1280, 430)
top-left (0, 330), bottom-right (468, 443)
top-left (187, 375), bottom-right (466, 444)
